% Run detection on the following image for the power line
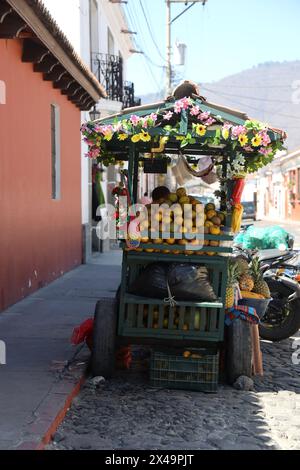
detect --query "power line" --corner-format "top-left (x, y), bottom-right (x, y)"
top-left (125, 2), bottom-right (162, 92)
top-left (202, 83), bottom-right (296, 89)
top-left (202, 87), bottom-right (300, 121)
top-left (138, 0), bottom-right (166, 63)
top-left (202, 86), bottom-right (290, 104)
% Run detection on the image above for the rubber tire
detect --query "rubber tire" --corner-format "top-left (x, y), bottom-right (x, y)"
top-left (91, 298), bottom-right (117, 378)
top-left (226, 319), bottom-right (252, 385)
top-left (259, 280), bottom-right (300, 342)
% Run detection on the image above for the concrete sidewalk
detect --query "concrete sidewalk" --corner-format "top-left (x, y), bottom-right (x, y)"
top-left (0, 251), bottom-right (122, 450)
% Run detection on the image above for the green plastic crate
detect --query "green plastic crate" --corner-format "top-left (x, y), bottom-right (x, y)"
top-left (150, 349), bottom-right (219, 393)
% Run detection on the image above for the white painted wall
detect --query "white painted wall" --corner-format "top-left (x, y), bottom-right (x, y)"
top-left (41, 0), bottom-right (133, 234)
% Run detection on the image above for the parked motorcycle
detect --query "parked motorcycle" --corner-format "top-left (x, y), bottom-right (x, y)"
top-left (234, 245), bottom-right (300, 341)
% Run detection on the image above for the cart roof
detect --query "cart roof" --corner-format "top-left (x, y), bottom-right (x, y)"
top-left (81, 94), bottom-right (286, 173)
top-left (95, 95), bottom-right (284, 135)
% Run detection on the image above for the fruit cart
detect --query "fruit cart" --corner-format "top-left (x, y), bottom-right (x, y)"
top-left (81, 90), bottom-right (285, 388)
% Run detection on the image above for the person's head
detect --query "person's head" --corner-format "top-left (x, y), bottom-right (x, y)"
top-left (152, 186), bottom-right (170, 202)
top-left (144, 192), bottom-right (148, 197)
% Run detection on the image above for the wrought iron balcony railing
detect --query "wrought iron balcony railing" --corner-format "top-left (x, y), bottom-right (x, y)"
top-left (91, 53), bottom-right (141, 108)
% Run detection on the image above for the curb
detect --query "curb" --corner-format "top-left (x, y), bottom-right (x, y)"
top-left (15, 374), bottom-right (86, 450)
top-left (36, 375), bottom-right (86, 450)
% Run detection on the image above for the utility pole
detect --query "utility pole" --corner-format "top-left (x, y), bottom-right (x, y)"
top-left (166, 0), bottom-right (172, 96)
top-left (165, 0), bottom-right (208, 97)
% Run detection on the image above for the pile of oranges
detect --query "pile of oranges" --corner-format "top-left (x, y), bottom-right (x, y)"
top-left (132, 187), bottom-right (226, 256)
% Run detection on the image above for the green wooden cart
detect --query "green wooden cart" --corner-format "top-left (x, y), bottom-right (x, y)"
top-left (82, 93), bottom-right (285, 381)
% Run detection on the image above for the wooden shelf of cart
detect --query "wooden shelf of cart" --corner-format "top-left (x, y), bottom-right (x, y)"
top-left (118, 240), bottom-right (232, 343)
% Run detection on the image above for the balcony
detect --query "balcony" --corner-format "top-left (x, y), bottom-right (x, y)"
top-left (91, 53), bottom-right (141, 109)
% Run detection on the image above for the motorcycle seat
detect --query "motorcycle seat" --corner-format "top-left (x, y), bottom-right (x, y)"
top-left (258, 249), bottom-right (290, 262)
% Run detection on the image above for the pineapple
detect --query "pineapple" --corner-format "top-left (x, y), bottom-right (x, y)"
top-left (238, 273), bottom-right (254, 292)
top-left (234, 256), bottom-right (250, 275)
top-left (226, 260), bottom-right (239, 309)
top-left (250, 257), bottom-right (270, 298)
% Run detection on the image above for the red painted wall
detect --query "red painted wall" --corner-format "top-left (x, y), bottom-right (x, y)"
top-left (0, 39), bottom-right (82, 311)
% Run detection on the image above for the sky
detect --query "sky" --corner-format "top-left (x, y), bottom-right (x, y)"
top-left (124, 0), bottom-right (300, 96)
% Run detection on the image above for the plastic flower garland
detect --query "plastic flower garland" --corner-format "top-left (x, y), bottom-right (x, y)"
top-left (81, 97), bottom-right (285, 173)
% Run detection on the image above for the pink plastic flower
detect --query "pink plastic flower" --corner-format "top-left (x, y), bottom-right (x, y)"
top-left (180, 97), bottom-right (192, 109)
top-left (100, 124), bottom-right (113, 136)
top-left (259, 131), bottom-right (271, 147)
top-left (87, 148), bottom-right (100, 159)
top-left (149, 113), bottom-right (158, 122)
top-left (130, 115), bottom-right (140, 126)
top-left (205, 117), bottom-right (216, 126)
top-left (259, 146), bottom-right (272, 156)
top-left (173, 97), bottom-right (192, 114)
top-left (163, 111), bottom-right (173, 120)
top-left (244, 146), bottom-right (254, 152)
top-left (190, 105), bottom-right (200, 116)
top-left (174, 101), bottom-right (183, 114)
top-left (198, 111), bottom-right (210, 122)
top-left (140, 117), bottom-right (148, 128)
top-left (231, 125), bottom-right (247, 138)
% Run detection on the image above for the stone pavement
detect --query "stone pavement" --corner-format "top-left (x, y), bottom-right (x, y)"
top-left (47, 334), bottom-right (300, 451)
top-left (0, 251), bottom-right (122, 450)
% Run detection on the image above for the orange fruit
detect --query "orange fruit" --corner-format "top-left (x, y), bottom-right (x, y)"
top-left (205, 203), bottom-right (216, 211)
top-left (206, 209), bottom-right (217, 220)
top-left (204, 220), bottom-right (214, 228)
top-left (210, 226), bottom-right (221, 235)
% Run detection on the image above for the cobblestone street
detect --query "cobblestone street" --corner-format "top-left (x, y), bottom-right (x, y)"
top-left (48, 335), bottom-right (300, 451)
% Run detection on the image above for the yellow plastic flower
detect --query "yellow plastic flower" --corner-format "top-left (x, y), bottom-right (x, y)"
top-left (195, 124), bottom-right (207, 137)
top-left (131, 134), bottom-right (141, 143)
top-left (238, 134), bottom-right (248, 147)
top-left (251, 135), bottom-right (262, 147)
top-left (104, 133), bottom-right (113, 141)
top-left (222, 128), bottom-right (229, 140)
top-left (118, 133), bottom-right (128, 141)
top-left (140, 131), bottom-right (151, 142)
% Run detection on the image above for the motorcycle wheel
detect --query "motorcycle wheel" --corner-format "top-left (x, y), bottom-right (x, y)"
top-left (259, 279), bottom-right (300, 342)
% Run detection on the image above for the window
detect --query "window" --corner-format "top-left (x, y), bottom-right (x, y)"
top-left (0, 80), bottom-right (6, 104)
top-left (107, 27), bottom-right (115, 56)
top-left (89, 0), bottom-right (99, 59)
top-left (51, 104), bottom-right (60, 200)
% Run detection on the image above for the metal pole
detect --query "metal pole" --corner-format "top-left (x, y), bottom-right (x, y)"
top-left (166, 0), bottom-right (172, 96)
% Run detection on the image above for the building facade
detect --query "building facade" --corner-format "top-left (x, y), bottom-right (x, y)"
top-left (256, 149), bottom-right (300, 222)
top-left (42, 0), bottom-right (139, 255)
top-left (0, 0), bottom-right (104, 311)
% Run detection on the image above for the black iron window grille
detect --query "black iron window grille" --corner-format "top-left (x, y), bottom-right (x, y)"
top-left (91, 53), bottom-right (140, 108)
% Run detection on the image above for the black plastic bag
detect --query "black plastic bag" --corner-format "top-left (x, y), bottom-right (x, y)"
top-left (167, 264), bottom-right (217, 301)
top-left (129, 263), bottom-right (168, 299)
top-left (129, 263), bottom-right (217, 302)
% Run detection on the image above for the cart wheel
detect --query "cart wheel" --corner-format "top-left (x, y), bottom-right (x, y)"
top-left (91, 298), bottom-right (117, 378)
top-left (226, 319), bottom-right (252, 384)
